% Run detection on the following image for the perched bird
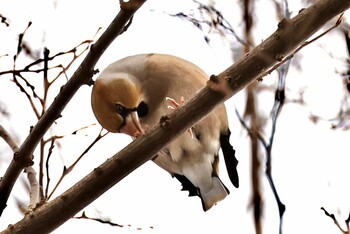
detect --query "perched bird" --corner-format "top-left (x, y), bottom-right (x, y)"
top-left (91, 53), bottom-right (239, 211)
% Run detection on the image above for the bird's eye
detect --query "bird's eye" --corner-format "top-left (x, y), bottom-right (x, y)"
top-left (137, 101), bottom-right (149, 118)
top-left (114, 103), bottom-right (125, 115)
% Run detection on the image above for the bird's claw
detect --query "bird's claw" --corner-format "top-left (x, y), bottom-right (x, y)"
top-left (166, 96), bottom-right (185, 109)
top-left (165, 96), bottom-right (194, 139)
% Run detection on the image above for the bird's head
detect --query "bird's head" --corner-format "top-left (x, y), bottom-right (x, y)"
top-left (91, 73), bottom-right (148, 136)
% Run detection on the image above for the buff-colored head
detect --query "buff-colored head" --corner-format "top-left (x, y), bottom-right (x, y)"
top-left (91, 73), bottom-right (145, 136)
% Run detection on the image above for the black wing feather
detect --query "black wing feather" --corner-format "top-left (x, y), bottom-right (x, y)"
top-left (173, 174), bottom-right (199, 197)
top-left (220, 129), bottom-right (239, 188)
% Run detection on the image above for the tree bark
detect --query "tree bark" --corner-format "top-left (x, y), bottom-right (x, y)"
top-left (1, 0), bottom-right (349, 233)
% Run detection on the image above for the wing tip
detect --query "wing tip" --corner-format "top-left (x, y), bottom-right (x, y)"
top-left (220, 128), bottom-right (240, 188)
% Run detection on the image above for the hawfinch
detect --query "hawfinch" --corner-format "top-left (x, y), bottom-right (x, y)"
top-left (91, 53), bottom-right (238, 211)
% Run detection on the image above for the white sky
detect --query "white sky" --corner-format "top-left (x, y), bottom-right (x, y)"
top-left (0, 0), bottom-right (349, 233)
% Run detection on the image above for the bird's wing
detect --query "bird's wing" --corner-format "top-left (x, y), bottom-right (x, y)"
top-left (220, 129), bottom-right (239, 188)
top-left (173, 174), bottom-right (199, 197)
top-left (153, 151), bottom-right (199, 197)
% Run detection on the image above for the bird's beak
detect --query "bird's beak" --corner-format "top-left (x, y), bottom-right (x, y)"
top-left (120, 111), bottom-right (145, 137)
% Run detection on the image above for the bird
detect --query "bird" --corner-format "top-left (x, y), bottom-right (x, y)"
top-left (91, 53), bottom-right (239, 211)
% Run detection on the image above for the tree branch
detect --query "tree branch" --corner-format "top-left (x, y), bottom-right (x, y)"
top-left (321, 207), bottom-right (350, 234)
top-left (73, 211), bottom-right (154, 230)
top-left (0, 0), bottom-right (146, 217)
top-left (1, 0), bottom-right (349, 233)
top-left (47, 129), bottom-right (107, 200)
top-left (0, 125), bottom-right (40, 213)
top-left (0, 125), bottom-right (19, 152)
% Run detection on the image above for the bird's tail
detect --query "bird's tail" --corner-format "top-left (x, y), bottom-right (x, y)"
top-left (200, 177), bottom-right (229, 211)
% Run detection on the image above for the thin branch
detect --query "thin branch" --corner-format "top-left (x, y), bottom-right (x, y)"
top-left (261, 4), bottom-right (292, 234)
top-left (41, 124), bottom-right (98, 197)
top-left (0, 14), bottom-right (10, 27)
top-left (238, 10), bottom-right (343, 234)
top-left (44, 137), bottom-right (57, 199)
top-left (23, 167), bottom-right (40, 212)
top-left (256, 10), bottom-right (342, 232)
top-left (346, 212), bottom-right (350, 231)
top-left (74, 211), bottom-right (154, 230)
top-left (264, 61), bottom-right (290, 234)
top-left (48, 129), bottom-right (107, 200)
top-left (9, 39), bottom-right (95, 124)
top-left (0, 65), bottom-right (68, 77)
top-left (48, 35), bottom-right (98, 84)
top-left (238, 2), bottom-right (290, 232)
top-left (44, 125), bottom-right (102, 198)
top-left (321, 207), bottom-right (350, 234)
top-left (235, 108), bottom-right (268, 151)
top-left (42, 47), bottom-right (50, 114)
top-left (74, 211), bottom-right (123, 227)
top-left (0, 40), bottom-right (94, 77)
top-left (11, 74), bottom-right (41, 119)
top-left (38, 48), bottom-right (51, 199)
top-left (0, 125), bottom-right (19, 152)
top-left (0, 125), bottom-right (40, 212)
top-left (240, 0), bottom-right (263, 233)
top-left (42, 124), bottom-right (96, 145)
top-left (15, 22), bottom-right (32, 60)
top-left (170, 0), bottom-right (247, 45)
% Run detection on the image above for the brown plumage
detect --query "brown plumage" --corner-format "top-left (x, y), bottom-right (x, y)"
top-left (91, 53), bottom-right (238, 211)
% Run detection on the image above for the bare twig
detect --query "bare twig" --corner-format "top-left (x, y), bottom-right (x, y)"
top-left (0, 40), bottom-right (94, 77)
top-left (38, 48), bottom-right (51, 199)
top-left (239, 9), bottom-right (342, 234)
top-left (73, 211), bottom-right (153, 230)
top-left (321, 207), bottom-right (350, 234)
top-left (245, 83), bottom-right (263, 234)
top-left (263, 3), bottom-right (291, 234)
top-left (239, 0), bottom-right (263, 233)
top-left (23, 167), bottom-right (40, 212)
top-left (252, 11), bottom-right (343, 228)
top-left (44, 137), bottom-right (57, 199)
top-left (170, 0), bottom-right (247, 45)
top-left (8, 29), bottom-right (96, 124)
top-left (271, 0), bottom-right (290, 21)
top-left (11, 74), bottom-right (41, 119)
top-left (74, 211), bottom-right (154, 230)
top-left (49, 38), bottom-right (97, 84)
top-left (326, 28), bottom-right (350, 130)
top-left (0, 125), bottom-right (40, 212)
top-left (74, 211), bottom-right (123, 227)
top-left (0, 125), bottom-right (19, 152)
top-left (43, 124), bottom-right (100, 198)
top-left (0, 14), bottom-right (9, 27)
top-left (264, 60), bottom-right (290, 234)
top-left (2, 11), bottom-right (100, 206)
top-left (14, 22), bottom-right (32, 60)
top-left (238, 2), bottom-right (290, 233)
top-left (48, 129), bottom-right (107, 200)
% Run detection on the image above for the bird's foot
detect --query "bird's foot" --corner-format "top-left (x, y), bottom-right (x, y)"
top-left (165, 96), bottom-right (194, 139)
top-left (166, 96), bottom-right (185, 110)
